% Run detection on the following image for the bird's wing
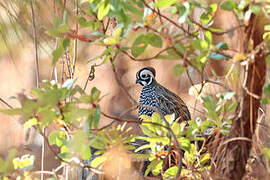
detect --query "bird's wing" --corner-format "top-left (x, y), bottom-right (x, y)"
top-left (155, 85), bottom-right (191, 122)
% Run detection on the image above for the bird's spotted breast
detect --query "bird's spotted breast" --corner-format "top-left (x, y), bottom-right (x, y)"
top-left (138, 85), bottom-right (157, 121)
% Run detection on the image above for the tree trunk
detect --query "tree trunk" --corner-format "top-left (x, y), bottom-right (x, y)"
top-left (215, 13), bottom-right (267, 180)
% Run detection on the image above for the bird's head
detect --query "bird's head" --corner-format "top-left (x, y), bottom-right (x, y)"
top-left (136, 67), bottom-right (156, 86)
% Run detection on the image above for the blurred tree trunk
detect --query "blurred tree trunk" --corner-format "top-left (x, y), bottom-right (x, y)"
top-left (215, 12), bottom-right (268, 179)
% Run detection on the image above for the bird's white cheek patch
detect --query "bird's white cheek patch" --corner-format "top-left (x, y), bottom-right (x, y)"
top-left (141, 81), bottom-right (147, 86)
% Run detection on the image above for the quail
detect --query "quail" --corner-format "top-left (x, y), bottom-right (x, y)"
top-left (136, 66), bottom-right (191, 122)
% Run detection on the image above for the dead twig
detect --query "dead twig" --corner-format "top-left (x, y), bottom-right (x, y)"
top-left (110, 59), bottom-right (138, 105)
top-left (0, 97), bottom-right (13, 109)
top-left (30, 0), bottom-right (40, 88)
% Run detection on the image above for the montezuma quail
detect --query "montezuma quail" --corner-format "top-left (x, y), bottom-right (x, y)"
top-left (136, 67), bottom-right (191, 122)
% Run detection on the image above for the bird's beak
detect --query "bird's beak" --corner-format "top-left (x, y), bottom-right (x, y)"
top-left (136, 79), bottom-right (140, 84)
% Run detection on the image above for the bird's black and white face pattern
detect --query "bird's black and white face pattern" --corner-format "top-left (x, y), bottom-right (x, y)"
top-left (136, 67), bottom-right (156, 86)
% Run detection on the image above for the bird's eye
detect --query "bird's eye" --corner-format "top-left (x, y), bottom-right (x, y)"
top-left (141, 74), bottom-right (146, 78)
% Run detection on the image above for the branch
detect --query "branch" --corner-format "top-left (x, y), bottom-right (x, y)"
top-left (204, 78), bottom-right (234, 93)
top-left (100, 110), bottom-right (169, 130)
top-left (189, 17), bottom-right (245, 36)
top-left (110, 59), bottom-right (138, 105)
top-left (30, 0), bottom-right (40, 88)
top-left (120, 47), bottom-right (168, 61)
top-left (142, 1), bottom-right (195, 37)
top-left (0, 98), bottom-right (13, 109)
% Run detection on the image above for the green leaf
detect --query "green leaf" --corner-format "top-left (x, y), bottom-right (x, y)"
top-left (81, 145), bottom-right (91, 160)
top-left (47, 24), bottom-right (69, 37)
top-left (164, 165), bottom-right (178, 178)
top-left (49, 131), bottom-right (65, 147)
top-left (209, 52), bottom-right (229, 61)
top-left (192, 40), bottom-right (208, 50)
top-left (62, 38), bottom-right (70, 51)
top-left (135, 144), bottom-right (152, 153)
top-left (39, 109), bottom-right (57, 127)
top-left (91, 87), bottom-right (101, 102)
top-left (264, 84), bottom-right (270, 97)
top-left (113, 26), bottom-right (122, 39)
top-left (152, 112), bottom-right (162, 124)
top-left (228, 101), bottom-right (237, 112)
top-left (202, 95), bottom-right (218, 119)
top-left (0, 108), bottom-right (23, 115)
top-left (200, 12), bottom-right (212, 24)
top-left (87, 107), bottom-right (101, 129)
top-left (91, 155), bottom-right (107, 168)
top-left (249, 5), bottom-right (260, 14)
top-left (208, 27), bottom-right (225, 33)
top-left (205, 31), bottom-right (212, 45)
top-left (52, 46), bottom-right (64, 66)
top-left (166, 48), bottom-right (181, 59)
top-left (152, 160), bottom-right (163, 175)
top-left (123, 2), bottom-right (143, 16)
top-left (178, 137), bottom-right (191, 151)
top-left (0, 149), bottom-right (17, 173)
top-left (130, 153), bottom-right (150, 160)
top-left (200, 153), bottom-right (210, 164)
top-left (131, 34), bottom-right (148, 57)
top-left (221, 0), bottom-right (237, 11)
top-left (173, 64), bottom-right (185, 77)
top-left (13, 154), bottom-right (35, 170)
top-left (98, 1), bottom-right (111, 20)
top-left (24, 118), bottom-right (38, 129)
top-left (70, 130), bottom-right (91, 160)
top-left (261, 98), bottom-right (269, 104)
top-left (78, 17), bottom-right (89, 27)
top-left (178, 2), bottom-right (190, 24)
top-left (21, 99), bottom-right (38, 119)
top-left (103, 37), bottom-right (118, 45)
top-left (141, 124), bottom-right (156, 137)
top-left (144, 159), bottom-right (162, 176)
top-left (89, 137), bottom-right (106, 150)
top-left (266, 55), bottom-right (270, 65)
top-left (198, 51), bottom-right (209, 63)
top-left (171, 122), bottom-right (180, 135)
top-left (155, 0), bottom-right (176, 8)
top-left (175, 42), bottom-right (185, 55)
top-left (147, 33), bottom-right (162, 48)
top-left (263, 148), bottom-right (270, 160)
top-left (209, 3), bottom-right (218, 13)
top-left (215, 42), bottom-right (229, 50)
top-left (93, 106), bottom-right (101, 129)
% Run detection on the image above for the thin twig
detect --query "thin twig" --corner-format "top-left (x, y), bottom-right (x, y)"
top-left (110, 60), bottom-right (138, 105)
top-left (142, 1), bottom-right (195, 37)
top-left (30, 2), bottom-right (43, 179)
top-left (71, 0), bottom-right (79, 78)
top-left (0, 98), bottom-right (13, 109)
top-left (189, 17), bottom-right (245, 36)
top-left (30, 0), bottom-right (39, 88)
top-left (120, 47), bottom-right (168, 61)
top-left (101, 110), bottom-right (169, 130)
top-left (205, 78), bottom-right (234, 92)
top-left (221, 137), bottom-right (252, 146)
top-left (33, 170), bottom-right (57, 177)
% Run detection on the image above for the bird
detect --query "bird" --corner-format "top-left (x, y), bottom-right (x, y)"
top-left (136, 66), bottom-right (191, 122)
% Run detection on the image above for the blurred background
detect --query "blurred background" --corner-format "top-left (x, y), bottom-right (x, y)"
top-left (0, 0), bottom-right (269, 179)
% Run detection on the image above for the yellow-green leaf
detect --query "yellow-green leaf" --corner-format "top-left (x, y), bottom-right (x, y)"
top-left (98, 1), bottom-right (110, 20)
